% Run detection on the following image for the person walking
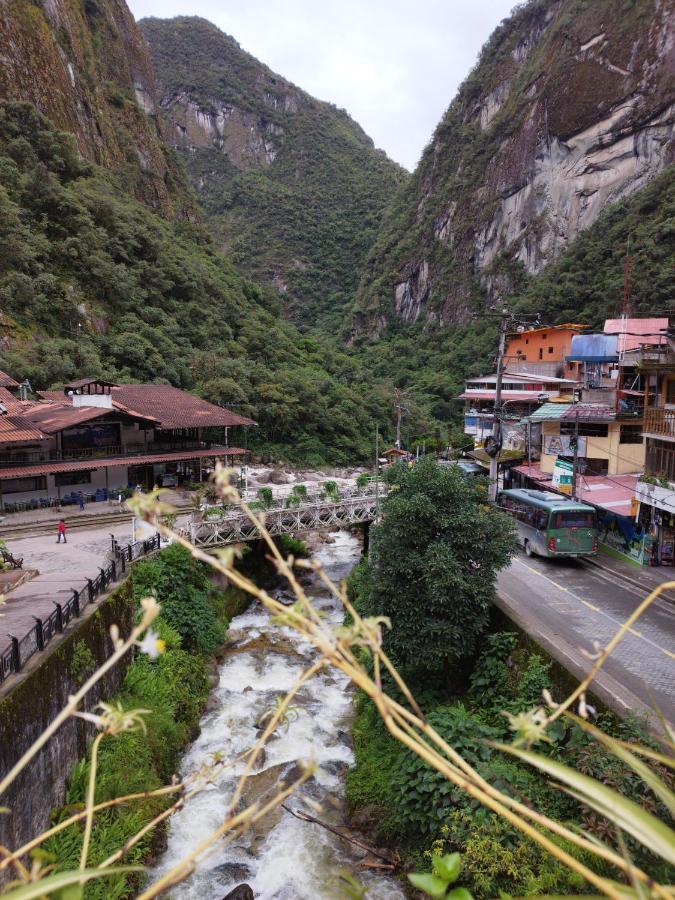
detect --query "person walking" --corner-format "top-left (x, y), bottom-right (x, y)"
top-left (78, 491), bottom-right (85, 512)
top-left (57, 519), bottom-right (67, 543)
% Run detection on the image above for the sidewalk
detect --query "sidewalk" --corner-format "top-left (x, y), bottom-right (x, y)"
top-left (586, 551), bottom-right (675, 605)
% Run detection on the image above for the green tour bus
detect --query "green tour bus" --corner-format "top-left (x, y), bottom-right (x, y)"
top-left (499, 488), bottom-right (598, 558)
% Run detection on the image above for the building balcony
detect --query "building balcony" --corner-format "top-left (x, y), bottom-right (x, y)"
top-left (0, 441), bottom-right (223, 467)
top-left (643, 408), bottom-right (675, 441)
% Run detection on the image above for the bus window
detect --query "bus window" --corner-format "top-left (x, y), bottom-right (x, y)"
top-left (549, 510), bottom-right (595, 529)
top-left (533, 509), bottom-right (548, 530)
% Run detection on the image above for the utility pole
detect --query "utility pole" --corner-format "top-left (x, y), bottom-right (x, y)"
top-left (488, 310), bottom-right (509, 502)
top-left (570, 402), bottom-right (580, 500)
top-left (394, 389), bottom-right (404, 449)
top-left (374, 423), bottom-right (380, 516)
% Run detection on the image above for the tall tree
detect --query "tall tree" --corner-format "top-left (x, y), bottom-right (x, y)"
top-left (353, 458), bottom-right (516, 684)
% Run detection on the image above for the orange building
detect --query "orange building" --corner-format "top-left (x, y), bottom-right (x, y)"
top-left (506, 324), bottom-right (588, 379)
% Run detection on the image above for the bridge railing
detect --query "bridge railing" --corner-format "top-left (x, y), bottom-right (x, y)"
top-left (0, 534), bottom-right (161, 687)
top-left (204, 484), bottom-right (386, 520)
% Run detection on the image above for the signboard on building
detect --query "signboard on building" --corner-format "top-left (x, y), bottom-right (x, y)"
top-left (551, 457), bottom-right (573, 494)
top-left (544, 434), bottom-right (586, 457)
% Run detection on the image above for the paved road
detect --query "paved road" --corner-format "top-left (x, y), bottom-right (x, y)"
top-left (498, 553), bottom-right (675, 727)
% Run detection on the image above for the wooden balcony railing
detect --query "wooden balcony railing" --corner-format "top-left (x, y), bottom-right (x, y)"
top-left (643, 408), bottom-right (675, 439)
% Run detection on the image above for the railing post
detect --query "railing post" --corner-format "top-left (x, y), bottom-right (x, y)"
top-left (111, 559), bottom-right (117, 581)
top-left (99, 568), bottom-right (106, 592)
top-left (10, 636), bottom-right (20, 672)
top-left (33, 618), bottom-right (44, 651)
top-left (54, 603), bottom-right (63, 633)
top-left (87, 579), bottom-right (94, 603)
top-left (72, 589), bottom-right (80, 617)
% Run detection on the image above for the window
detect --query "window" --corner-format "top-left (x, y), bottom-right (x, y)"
top-left (55, 471), bottom-right (92, 487)
top-left (666, 379), bottom-right (675, 405)
top-left (620, 424), bottom-right (643, 445)
top-left (3, 476), bottom-right (47, 494)
top-left (525, 339), bottom-right (529, 345)
top-left (548, 346), bottom-right (554, 354)
top-left (561, 422), bottom-right (609, 438)
top-left (539, 349), bottom-right (543, 360)
top-left (550, 510), bottom-right (596, 529)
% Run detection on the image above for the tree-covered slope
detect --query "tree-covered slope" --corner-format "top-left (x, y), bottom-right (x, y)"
top-left (0, 101), bottom-right (398, 465)
top-left (0, 0), bottom-right (194, 219)
top-left (352, 0), bottom-right (674, 335)
top-left (139, 16), bottom-right (406, 330)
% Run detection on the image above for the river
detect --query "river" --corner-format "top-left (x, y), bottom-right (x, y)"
top-left (150, 531), bottom-right (405, 899)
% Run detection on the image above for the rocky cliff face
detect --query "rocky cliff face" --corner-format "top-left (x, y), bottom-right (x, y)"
top-left (140, 16), bottom-right (405, 328)
top-left (0, 0), bottom-right (194, 217)
top-left (353, 0), bottom-right (675, 334)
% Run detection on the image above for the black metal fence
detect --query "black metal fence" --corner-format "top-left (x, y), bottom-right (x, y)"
top-left (0, 534), bottom-right (161, 686)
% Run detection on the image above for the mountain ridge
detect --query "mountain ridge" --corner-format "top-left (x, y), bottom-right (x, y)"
top-left (352, 0), bottom-right (675, 336)
top-left (139, 15), bottom-right (406, 329)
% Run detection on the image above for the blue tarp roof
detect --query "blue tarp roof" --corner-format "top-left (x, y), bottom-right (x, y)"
top-left (567, 333), bottom-right (618, 363)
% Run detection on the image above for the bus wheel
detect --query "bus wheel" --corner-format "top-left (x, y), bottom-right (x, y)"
top-left (524, 540), bottom-right (534, 557)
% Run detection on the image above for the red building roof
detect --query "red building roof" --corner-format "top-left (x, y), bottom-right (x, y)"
top-left (0, 447), bottom-right (246, 480)
top-left (560, 404), bottom-right (616, 422)
top-left (0, 413), bottom-right (48, 444)
top-left (23, 403), bottom-right (156, 434)
top-left (0, 370), bottom-right (19, 390)
top-left (111, 384), bottom-right (256, 429)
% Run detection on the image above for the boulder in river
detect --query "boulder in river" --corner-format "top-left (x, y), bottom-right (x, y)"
top-left (212, 862), bottom-right (252, 882)
top-left (222, 886), bottom-right (254, 900)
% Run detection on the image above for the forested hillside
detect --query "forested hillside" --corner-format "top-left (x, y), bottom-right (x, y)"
top-left (140, 17), bottom-right (406, 329)
top-left (0, 102), bottom-right (399, 464)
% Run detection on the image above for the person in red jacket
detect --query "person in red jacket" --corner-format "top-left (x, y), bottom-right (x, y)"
top-left (57, 519), bottom-right (67, 544)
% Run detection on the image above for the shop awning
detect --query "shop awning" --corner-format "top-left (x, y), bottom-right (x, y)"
top-left (0, 447), bottom-right (245, 480)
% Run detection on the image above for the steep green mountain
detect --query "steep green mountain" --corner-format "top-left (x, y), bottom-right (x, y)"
top-left (352, 0), bottom-right (674, 335)
top-left (0, 101), bottom-right (398, 464)
top-left (0, 0), bottom-right (194, 218)
top-left (139, 16), bottom-right (406, 330)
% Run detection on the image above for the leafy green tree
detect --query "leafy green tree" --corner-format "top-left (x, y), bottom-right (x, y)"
top-left (352, 458), bottom-right (516, 683)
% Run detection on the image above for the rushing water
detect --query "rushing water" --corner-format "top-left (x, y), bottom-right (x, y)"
top-left (151, 532), bottom-right (404, 900)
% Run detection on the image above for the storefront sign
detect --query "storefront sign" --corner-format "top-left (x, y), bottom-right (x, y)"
top-left (552, 457), bottom-right (573, 494)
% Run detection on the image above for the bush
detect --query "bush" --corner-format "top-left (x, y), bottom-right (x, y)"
top-left (132, 545), bottom-right (224, 654)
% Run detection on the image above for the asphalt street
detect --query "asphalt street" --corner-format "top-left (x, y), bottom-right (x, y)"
top-left (497, 553), bottom-right (675, 727)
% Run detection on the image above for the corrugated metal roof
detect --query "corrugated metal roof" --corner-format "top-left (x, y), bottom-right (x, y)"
top-left (457, 392), bottom-right (549, 401)
top-left (513, 464), bottom-right (637, 515)
top-left (604, 318), bottom-right (668, 353)
top-left (567, 333), bottom-right (618, 362)
top-left (0, 370), bottom-right (19, 389)
top-left (0, 447), bottom-right (245, 479)
top-left (560, 404), bottom-right (616, 421)
top-left (519, 402), bottom-right (571, 423)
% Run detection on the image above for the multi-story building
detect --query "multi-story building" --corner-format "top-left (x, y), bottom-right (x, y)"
top-left (505, 323), bottom-right (588, 378)
top-left (0, 374), bottom-right (255, 510)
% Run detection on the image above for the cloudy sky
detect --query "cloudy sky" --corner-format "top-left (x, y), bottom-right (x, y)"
top-left (127, 0), bottom-right (516, 171)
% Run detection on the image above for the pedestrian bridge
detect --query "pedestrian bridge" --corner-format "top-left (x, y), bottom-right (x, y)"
top-left (182, 486), bottom-right (384, 548)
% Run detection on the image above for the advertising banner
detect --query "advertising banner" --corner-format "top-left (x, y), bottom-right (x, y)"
top-left (544, 434), bottom-right (586, 456)
top-left (552, 457), bottom-right (573, 494)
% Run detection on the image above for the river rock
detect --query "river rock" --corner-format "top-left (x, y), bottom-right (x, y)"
top-left (269, 469), bottom-right (292, 484)
top-left (222, 886), bottom-right (254, 900)
top-left (213, 862), bottom-right (252, 882)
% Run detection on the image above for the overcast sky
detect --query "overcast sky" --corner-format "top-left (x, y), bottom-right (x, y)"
top-left (127, 0), bottom-right (517, 171)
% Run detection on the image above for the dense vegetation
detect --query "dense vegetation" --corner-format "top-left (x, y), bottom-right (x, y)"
top-left (0, 101), bottom-right (409, 465)
top-left (44, 544), bottom-right (239, 898)
top-left (140, 17), bottom-right (406, 331)
top-left (347, 631), bottom-right (673, 897)
top-left (350, 168), bottom-right (675, 444)
top-left (351, 459), bottom-right (516, 682)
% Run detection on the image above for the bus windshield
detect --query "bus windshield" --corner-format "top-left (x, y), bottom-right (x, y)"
top-left (549, 510), bottom-right (596, 529)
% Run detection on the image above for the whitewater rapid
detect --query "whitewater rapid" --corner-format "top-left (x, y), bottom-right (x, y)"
top-left (150, 531), bottom-right (404, 899)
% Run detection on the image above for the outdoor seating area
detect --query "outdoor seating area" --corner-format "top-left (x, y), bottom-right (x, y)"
top-left (2, 488), bottom-right (115, 514)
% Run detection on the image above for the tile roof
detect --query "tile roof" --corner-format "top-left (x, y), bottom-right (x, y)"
top-left (64, 377), bottom-right (119, 389)
top-left (0, 370), bottom-right (19, 389)
top-left (0, 413), bottom-right (48, 444)
top-left (22, 404), bottom-right (154, 434)
top-left (560, 404), bottom-right (616, 421)
top-left (457, 392), bottom-right (549, 401)
top-left (0, 387), bottom-right (19, 408)
top-left (111, 384), bottom-right (256, 428)
top-left (0, 447), bottom-right (246, 479)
